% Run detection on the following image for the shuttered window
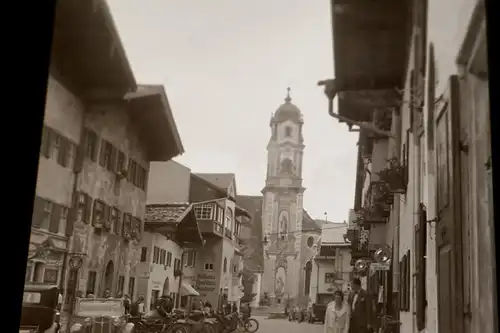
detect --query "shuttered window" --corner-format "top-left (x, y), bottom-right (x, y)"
top-left (40, 125), bottom-right (77, 170)
top-left (416, 204), bottom-right (428, 330)
top-left (92, 200), bottom-right (107, 227)
top-left (83, 128), bottom-right (99, 161)
top-left (114, 208), bottom-right (122, 235)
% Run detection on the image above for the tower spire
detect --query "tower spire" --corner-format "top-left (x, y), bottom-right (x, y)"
top-left (285, 87), bottom-right (291, 103)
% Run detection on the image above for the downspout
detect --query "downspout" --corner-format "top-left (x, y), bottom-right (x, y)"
top-left (61, 102), bottom-right (87, 306)
top-left (315, 261), bottom-right (320, 298)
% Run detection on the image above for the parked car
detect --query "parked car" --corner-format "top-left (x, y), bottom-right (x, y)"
top-left (20, 284), bottom-right (61, 333)
top-left (66, 297), bottom-right (134, 333)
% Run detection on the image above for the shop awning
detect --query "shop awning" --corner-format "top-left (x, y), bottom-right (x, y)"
top-left (181, 283), bottom-right (199, 297)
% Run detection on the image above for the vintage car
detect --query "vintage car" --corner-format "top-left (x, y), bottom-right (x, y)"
top-left (66, 298), bottom-right (134, 333)
top-left (20, 284), bottom-right (61, 333)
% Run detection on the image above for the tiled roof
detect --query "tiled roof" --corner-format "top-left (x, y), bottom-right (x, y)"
top-left (302, 210), bottom-right (322, 232)
top-left (145, 203), bottom-right (191, 224)
top-left (194, 173), bottom-right (235, 191)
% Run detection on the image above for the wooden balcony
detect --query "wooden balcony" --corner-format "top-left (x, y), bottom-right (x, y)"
top-left (197, 219), bottom-right (223, 238)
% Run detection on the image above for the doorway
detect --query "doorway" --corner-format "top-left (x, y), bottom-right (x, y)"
top-left (103, 261), bottom-right (114, 295)
top-left (163, 277), bottom-right (170, 296)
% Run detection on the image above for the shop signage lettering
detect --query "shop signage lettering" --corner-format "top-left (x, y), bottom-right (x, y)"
top-left (197, 274), bottom-right (216, 292)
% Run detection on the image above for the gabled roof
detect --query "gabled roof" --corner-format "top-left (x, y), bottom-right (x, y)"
top-left (145, 203), bottom-right (191, 224)
top-left (194, 173), bottom-right (235, 192)
top-left (302, 210), bottom-right (322, 232)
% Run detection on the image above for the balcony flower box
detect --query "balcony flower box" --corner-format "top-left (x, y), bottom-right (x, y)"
top-left (377, 157), bottom-right (406, 194)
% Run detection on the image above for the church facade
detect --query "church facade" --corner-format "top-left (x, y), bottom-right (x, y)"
top-left (259, 90), bottom-right (321, 306)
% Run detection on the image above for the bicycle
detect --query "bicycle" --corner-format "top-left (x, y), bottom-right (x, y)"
top-left (236, 313), bottom-right (259, 333)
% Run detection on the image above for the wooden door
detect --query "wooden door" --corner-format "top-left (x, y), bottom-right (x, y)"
top-left (435, 75), bottom-right (464, 333)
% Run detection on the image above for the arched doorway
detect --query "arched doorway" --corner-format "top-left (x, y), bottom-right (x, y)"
top-left (163, 277), bottom-right (170, 296)
top-left (304, 261), bottom-right (312, 296)
top-left (104, 261), bottom-right (114, 293)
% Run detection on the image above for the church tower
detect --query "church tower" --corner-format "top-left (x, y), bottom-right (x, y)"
top-left (261, 88), bottom-right (306, 305)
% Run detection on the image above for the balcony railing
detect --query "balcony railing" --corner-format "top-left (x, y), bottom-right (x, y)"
top-left (198, 220), bottom-right (224, 237)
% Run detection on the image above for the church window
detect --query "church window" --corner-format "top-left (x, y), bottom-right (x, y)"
top-left (307, 236), bottom-right (314, 248)
top-left (285, 126), bottom-right (292, 137)
top-left (279, 215), bottom-right (288, 241)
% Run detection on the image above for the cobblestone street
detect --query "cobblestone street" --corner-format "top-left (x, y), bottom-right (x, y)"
top-left (253, 316), bottom-right (324, 333)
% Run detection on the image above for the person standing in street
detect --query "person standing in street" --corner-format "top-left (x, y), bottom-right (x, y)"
top-left (324, 290), bottom-right (350, 333)
top-left (348, 278), bottom-right (372, 333)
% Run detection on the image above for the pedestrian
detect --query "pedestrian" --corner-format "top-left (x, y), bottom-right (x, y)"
top-left (123, 294), bottom-right (131, 315)
top-left (347, 278), bottom-right (372, 333)
top-left (324, 290), bottom-right (350, 333)
top-left (204, 301), bottom-right (212, 313)
top-left (130, 296), bottom-right (145, 317)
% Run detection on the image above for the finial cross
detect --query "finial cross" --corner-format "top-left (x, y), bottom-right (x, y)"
top-left (285, 87), bottom-right (291, 102)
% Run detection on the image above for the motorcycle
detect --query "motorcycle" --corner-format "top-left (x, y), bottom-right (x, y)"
top-left (129, 311), bottom-right (187, 333)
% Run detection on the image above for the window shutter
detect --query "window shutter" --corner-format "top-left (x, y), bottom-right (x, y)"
top-left (417, 205), bottom-right (427, 330)
top-left (49, 203), bottom-right (61, 233)
top-left (405, 250), bottom-right (411, 311)
top-left (109, 145), bottom-right (118, 172)
top-left (58, 137), bottom-right (68, 167)
top-left (32, 196), bottom-right (45, 228)
top-left (99, 140), bottom-right (107, 166)
top-left (41, 126), bottom-right (51, 158)
top-left (84, 194), bottom-right (93, 224)
top-left (92, 132), bottom-right (99, 162)
top-left (103, 203), bottom-right (110, 225)
top-left (92, 200), bottom-right (100, 226)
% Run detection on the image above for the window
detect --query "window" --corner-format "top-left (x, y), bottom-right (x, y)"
top-left (325, 273), bottom-right (337, 283)
top-left (285, 126), bottom-right (292, 137)
top-left (204, 262), bottom-right (214, 271)
top-left (114, 209), bottom-right (122, 235)
top-left (174, 258), bottom-right (180, 271)
top-left (109, 208), bottom-right (118, 232)
top-left (76, 192), bottom-right (92, 224)
top-left (92, 201), bottom-right (105, 227)
top-left (83, 128), bottom-right (99, 161)
top-left (117, 276), bottom-right (125, 295)
top-left (223, 258), bottom-right (227, 273)
top-left (153, 247), bottom-right (160, 264)
top-left (117, 151), bottom-right (126, 174)
top-left (87, 271), bottom-right (97, 294)
top-left (194, 204), bottom-right (214, 220)
top-left (123, 213), bottom-right (131, 237)
top-left (186, 250), bottom-right (196, 267)
top-left (166, 252), bottom-right (172, 267)
top-left (59, 207), bottom-right (68, 235)
top-left (160, 250), bottom-right (166, 265)
top-left (50, 132), bottom-right (61, 160)
top-left (43, 268), bottom-right (58, 284)
top-left (41, 200), bottom-right (53, 230)
top-left (232, 263), bottom-right (238, 274)
top-left (150, 290), bottom-right (160, 310)
top-left (140, 247), bottom-right (148, 262)
top-left (128, 159), bottom-right (137, 183)
top-left (99, 140), bottom-right (114, 170)
top-left (307, 236), bottom-right (314, 248)
top-left (129, 277), bottom-right (135, 298)
top-left (225, 208), bottom-right (233, 231)
top-left (135, 164), bottom-right (147, 190)
top-left (217, 207), bottom-right (224, 224)
top-left (65, 142), bottom-right (77, 169)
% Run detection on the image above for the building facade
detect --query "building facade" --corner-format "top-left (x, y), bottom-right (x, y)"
top-left (308, 223), bottom-right (351, 303)
top-left (189, 173), bottom-right (247, 309)
top-left (142, 203), bottom-right (202, 309)
top-left (28, 0), bottom-right (185, 314)
top-left (326, 1), bottom-right (495, 333)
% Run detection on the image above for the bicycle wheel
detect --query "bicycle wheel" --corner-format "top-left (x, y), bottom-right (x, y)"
top-left (165, 323), bottom-right (189, 333)
top-left (243, 319), bottom-right (259, 333)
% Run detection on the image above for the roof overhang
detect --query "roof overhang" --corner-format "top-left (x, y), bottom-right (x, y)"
top-left (125, 85), bottom-right (185, 161)
top-left (145, 206), bottom-right (203, 247)
top-left (235, 205), bottom-right (251, 219)
top-left (330, 0), bottom-right (411, 122)
top-left (51, 0), bottom-right (136, 101)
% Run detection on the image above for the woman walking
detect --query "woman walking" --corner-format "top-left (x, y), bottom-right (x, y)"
top-left (324, 290), bottom-right (350, 333)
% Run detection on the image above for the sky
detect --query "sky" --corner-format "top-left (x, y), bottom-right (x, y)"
top-left (107, 0), bottom-right (359, 222)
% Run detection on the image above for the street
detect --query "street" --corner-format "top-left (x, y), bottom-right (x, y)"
top-left (253, 316), bottom-right (324, 333)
